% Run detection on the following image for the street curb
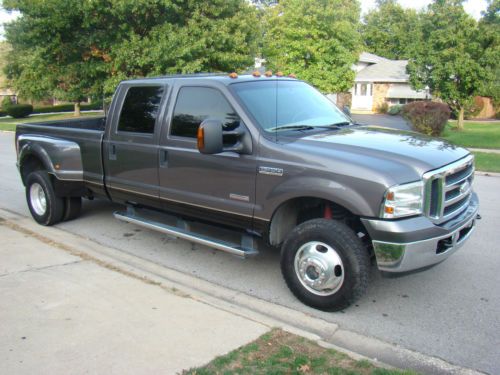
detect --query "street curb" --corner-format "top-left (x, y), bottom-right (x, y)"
top-left (475, 171), bottom-right (500, 177)
top-left (0, 208), bottom-right (485, 375)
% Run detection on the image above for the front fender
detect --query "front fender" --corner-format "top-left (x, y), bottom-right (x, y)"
top-left (255, 175), bottom-right (385, 221)
top-left (18, 135), bottom-right (83, 182)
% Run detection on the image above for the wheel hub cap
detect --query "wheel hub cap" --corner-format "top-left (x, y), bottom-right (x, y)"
top-left (30, 183), bottom-right (47, 216)
top-left (294, 241), bottom-right (345, 296)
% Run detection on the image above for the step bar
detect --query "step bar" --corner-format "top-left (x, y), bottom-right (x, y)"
top-left (113, 208), bottom-right (258, 258)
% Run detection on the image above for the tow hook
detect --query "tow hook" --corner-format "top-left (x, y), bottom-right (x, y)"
top-left (476, 214), bottom-right (482, 220)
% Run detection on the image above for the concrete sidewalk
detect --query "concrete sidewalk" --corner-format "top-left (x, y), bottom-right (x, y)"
top-left (0, 221), bottom-right (268, 375)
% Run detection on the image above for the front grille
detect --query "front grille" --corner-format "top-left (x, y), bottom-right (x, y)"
top-left (423, 155), bottom-right (474, 224)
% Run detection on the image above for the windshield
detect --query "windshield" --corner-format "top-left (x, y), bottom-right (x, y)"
top-left (231, 80), bottom-right (350, 132)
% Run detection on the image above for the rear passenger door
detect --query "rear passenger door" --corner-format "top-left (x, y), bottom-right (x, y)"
top-left (103, 83), bottom-right (167, 206)
top-left (158, 84), bottom-right (257, 229)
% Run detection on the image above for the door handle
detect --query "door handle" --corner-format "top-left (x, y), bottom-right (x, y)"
top-left (159, 149), bottom-right (168, 167)
top-left (109, 144), bottom-right (117, 160)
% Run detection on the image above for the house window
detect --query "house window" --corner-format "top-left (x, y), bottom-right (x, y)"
top-left (361, 84), bottom-right (367, 96)
top-left (355, 83), bottom-right (372, 96)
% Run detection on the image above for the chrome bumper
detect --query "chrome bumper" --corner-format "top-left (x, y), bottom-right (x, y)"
top-left (363, 193), bottom-right (479, 272)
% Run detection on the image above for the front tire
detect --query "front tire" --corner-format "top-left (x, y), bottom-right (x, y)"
top-left (26, 171), bottom-right (65, 226)
top-left (280, 219), bottom-right (370, 311)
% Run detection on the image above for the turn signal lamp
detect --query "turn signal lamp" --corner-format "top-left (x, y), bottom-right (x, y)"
top-left (197, 126), bottom-right (205, 150)
top-left (381, 181), bottom-right (424, 219)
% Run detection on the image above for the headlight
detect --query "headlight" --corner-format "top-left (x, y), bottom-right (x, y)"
top-left (381, 181), bottom-right (424, 219)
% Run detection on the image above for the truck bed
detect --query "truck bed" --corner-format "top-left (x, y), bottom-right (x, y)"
top-left (27, 116), bottom-right (106, 131)
top-left (16, 116), bottom-right (106, 193)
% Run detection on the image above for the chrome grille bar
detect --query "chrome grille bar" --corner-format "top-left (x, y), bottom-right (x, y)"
top-left (423, 155), bottom-right (475, 224)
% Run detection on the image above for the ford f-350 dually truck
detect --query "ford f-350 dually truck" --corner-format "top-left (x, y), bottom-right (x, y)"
top-left (15, 74), bottom-right (479, 310)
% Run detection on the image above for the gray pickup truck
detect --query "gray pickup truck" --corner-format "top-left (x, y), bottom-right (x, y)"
top-left (15, 73), bottom-right (479, 310)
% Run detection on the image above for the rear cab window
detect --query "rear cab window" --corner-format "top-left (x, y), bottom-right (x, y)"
top-left (117, 85), bottom-right (165, 134)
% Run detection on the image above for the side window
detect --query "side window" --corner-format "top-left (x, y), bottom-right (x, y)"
top-left (118, 85), bottom-right (164, 134)
top-left (171, 87), bottom-right (240, 139)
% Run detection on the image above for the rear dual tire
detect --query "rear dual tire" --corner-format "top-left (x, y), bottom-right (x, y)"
top-left (26, 171), bottom-right (81, 226)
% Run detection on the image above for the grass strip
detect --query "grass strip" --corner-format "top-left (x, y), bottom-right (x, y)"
top-left (183, 329), bottom-right (418, 375)
top-left (473, 152), bottom-right (500, 173)
top-left (442, 122), bottom-right (500, 149)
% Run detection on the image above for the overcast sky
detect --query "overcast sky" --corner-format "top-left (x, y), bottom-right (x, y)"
top-left (0, 0), bottom-right (489, 38)
top-left (360, 0), bottom-right (488, 19)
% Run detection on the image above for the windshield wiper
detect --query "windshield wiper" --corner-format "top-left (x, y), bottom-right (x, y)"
top-left (325, 121), bottom-right (352, 127)
top-left (268, 125), bottom-right (316, 131)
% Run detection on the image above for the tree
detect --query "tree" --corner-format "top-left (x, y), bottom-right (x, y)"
top-left (106, 0), bottom-right (259, 95)
top-left (3, 0), bottom-right (119, 115)
top-left (478, 0), bottom-right (500, 104)
top-left (407, 0), bottom-right (494, 130)
top-left (361, 0), bottom-right (422, 60)
top-left (3, 0), bottom-right (259, 115)
top-left (262, 0), bottom-right (362, 93)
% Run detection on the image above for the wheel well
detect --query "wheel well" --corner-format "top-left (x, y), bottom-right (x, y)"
top-left (268, 197), bottom-right (372, 249)
top-left (20, 155), bottom-right (46, 185)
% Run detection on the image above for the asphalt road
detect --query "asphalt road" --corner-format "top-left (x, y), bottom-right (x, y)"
top-left (1, 131), bottom-right (499, 374)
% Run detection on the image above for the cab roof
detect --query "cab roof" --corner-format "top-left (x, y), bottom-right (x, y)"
top-left (120, 73), bottom-right (298, 86)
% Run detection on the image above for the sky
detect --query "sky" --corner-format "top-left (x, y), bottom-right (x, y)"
top-left (0, 0), bottom-right (490, 38)
top-left (360, 0), bottom-right (488, 19)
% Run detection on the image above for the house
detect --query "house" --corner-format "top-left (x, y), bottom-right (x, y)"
top-left (350, 52), bottom-right (429, 113)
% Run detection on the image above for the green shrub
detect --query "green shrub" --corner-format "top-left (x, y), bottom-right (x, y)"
top-left (376, 102), bottom-right (389, 114)
top-left (388, 104), bottom-right (403, 115)
top-left (0, 109), bottom-right (7, 117)
top-left (6, 104), bottom-right (34, 118)
top-left (33, 102), bottom-right (103, 114)
top-left (1, 96), bottom-right (13, 109)
top-left (401, 101), bottom-right (450, 136)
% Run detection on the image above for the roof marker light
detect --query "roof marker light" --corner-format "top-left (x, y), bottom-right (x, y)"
top-left (276, 71), bottom-right (284, 77)
top-left (288, 73), bottom-right (296, 78)
top-left (264, 70), bottom-right (273, 77)
top-left (252, 71), bottom-right (261, 77)
top-left (229, 72), bottom-right (238, 79)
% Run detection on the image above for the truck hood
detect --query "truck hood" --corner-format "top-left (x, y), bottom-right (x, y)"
top-left (288, 125), bottom-right (470, 183)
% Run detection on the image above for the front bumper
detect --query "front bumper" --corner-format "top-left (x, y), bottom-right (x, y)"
top-left (361, 192), bottom-right (479, 272)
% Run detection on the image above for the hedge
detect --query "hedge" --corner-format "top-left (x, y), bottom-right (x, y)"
top-left (401, 101), bottom-right (450, 136)
top-left (6, 104), bottom-right (34, 118)
top-left (388, 104), bottom-right (403, 115)
top-left (33, 102), bottom-right (102, 114)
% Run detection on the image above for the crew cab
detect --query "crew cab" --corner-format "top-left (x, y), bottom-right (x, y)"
top-left (15, 73), bottom-right (479, 310)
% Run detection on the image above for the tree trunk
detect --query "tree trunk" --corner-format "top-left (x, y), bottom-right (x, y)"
top-left (457, 106), bottom-right (465, 131)
top-left (74, 102), bottom-right (81, 117)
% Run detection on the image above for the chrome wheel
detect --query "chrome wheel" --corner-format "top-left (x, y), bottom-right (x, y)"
top-left (294, 241), bottom-right (345, 296)
top-left (30, 183), bottom-right (47, 216)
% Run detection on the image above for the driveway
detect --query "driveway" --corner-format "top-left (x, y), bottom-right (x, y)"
top-left (352, 114), bottom-right (411, 131)
top-left (1, 131), bottom-right (499, 374)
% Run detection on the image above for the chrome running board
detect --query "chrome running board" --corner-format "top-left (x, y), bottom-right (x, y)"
top-left (113, 208), bottom-right (258, 258)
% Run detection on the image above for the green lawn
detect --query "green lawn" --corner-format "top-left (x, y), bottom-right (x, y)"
top-left (183, 329), bottom-right (418, 375)
top-left (472, 152), bottom-right (500, 173)
top-left (441, 121), bottom-right (500, 149)
top-left (0, 111), bottom-right (103, 131)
